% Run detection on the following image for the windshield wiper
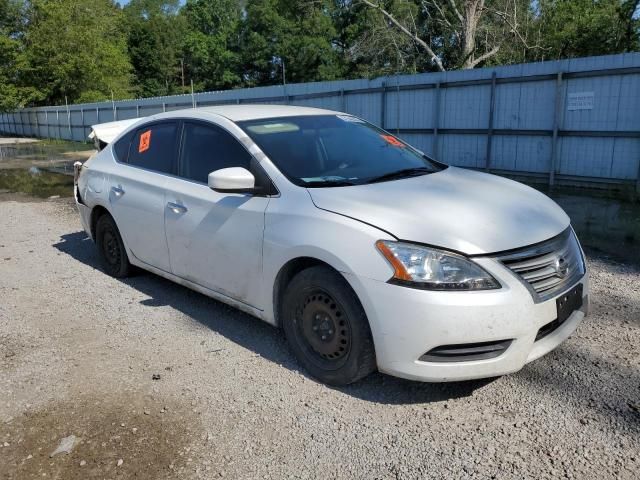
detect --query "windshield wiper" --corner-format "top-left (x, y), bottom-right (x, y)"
top-left (303, 179), bottom-right (358, 188)
top-left (365, 167), bottom-right (432, 184)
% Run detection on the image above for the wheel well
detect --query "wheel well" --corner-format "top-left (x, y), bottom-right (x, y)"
top-left (90, 205), bottom-right (110, 240)
top-left (273, 257), bottom-right (339, 328)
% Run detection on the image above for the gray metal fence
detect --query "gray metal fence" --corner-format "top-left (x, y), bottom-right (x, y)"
top-left (2, 53), bottom-right (639, 190)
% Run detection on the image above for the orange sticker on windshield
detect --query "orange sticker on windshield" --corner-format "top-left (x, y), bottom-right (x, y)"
top-left (381, 134), bottom-right (405, 147)
top-left (138, 130), bottom-right (151, 153)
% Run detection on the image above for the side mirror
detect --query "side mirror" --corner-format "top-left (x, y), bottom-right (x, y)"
top-left (208, 167), bottom-right (256, 193)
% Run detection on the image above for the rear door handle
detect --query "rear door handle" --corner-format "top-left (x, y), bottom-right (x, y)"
top-left (111, 186), bottom-right (125, 197)
top-left (167, 202), bottom-right (187, 214)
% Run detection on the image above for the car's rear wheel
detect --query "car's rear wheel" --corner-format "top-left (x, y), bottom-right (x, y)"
top-left (282, 266), bottom-right (376, 385)
top-left (96, 213), bottom-right (131, 278)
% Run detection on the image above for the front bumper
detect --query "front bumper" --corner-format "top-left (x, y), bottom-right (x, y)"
top-left (345, 257), bottom-right (589, 382)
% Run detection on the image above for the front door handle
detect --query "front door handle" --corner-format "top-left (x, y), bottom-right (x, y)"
top-left (167, 202), bottom-right (187, 214)
top-left (111, 186), bottom-right (125, 197)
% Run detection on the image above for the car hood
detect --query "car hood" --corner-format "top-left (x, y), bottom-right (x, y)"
top-left (307, 167), bottom-right (570, 255)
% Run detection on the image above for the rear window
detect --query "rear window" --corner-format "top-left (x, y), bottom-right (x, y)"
top-left (113, 130), bottom-right (134, 163)
top-left (128, 122), bottom-right (178, 174)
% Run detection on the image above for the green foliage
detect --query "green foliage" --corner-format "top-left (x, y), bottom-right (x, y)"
top-left (0, 0), bottom-right (639, 111)
top-left (22, 0), bottom-right (133, 105)
top-left (180, 0), bottom-right (243, 91)
top-left (0, 0), bottom-right (38, 110)
top-left (241, 0), bottom-right (345, 86)
top-left (124, 0), bottom-right (186, 97)
top-left (534, 0), bottom-right (640, 60)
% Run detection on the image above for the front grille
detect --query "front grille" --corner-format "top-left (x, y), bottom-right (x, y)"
top-left (419, 340), bottom-right (512, 363)
top-left (496, 228), bottom-right (585, 302)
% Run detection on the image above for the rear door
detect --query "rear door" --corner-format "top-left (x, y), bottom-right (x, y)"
top-left (163, 120), bottom-right (270, 308)
top-left (108, 121), bottom-right (178, 272)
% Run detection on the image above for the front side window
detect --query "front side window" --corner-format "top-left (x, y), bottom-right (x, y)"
top-left (128, 122), bottom-right (178, 174)
top-left (179, 122), bottom-right (252, 183)
top-left (238, 115), bottom-right (445, 187)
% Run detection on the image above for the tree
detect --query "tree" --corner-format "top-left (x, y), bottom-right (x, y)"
top-left (124, 0), bottom-right (186, 97)
top-left (0, 0), bottom-right (38, 110)
top-left (335, 0), bottom-right (429, 77)
top-left (23, 0), bottom-right (133, 105)
top-left (355, 0), bottom-right (546, 70)
top-left (533, 0), bottom-right (640, 61)
top-left (180, 0), bottom-right (243, 91)
top-left (240, 0), bottom-right (345, 86)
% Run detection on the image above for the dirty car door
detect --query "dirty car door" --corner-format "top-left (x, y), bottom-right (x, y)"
top-left (108, 121), bottom-right (178, 272)
top-left (163, 121), bottom-right (269, 309)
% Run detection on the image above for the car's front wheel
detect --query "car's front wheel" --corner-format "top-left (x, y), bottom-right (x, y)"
top-left (95, 213), bottom-right (131, 278)
top-left (282, 266), bottom-right (376, 385)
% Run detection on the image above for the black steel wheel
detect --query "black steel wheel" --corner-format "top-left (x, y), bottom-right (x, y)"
top-left (282, 266), bottom-right (376, 385)
top-left (95, 213), bottom-right (131, 278)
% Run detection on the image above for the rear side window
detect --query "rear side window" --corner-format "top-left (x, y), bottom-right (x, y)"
top-left (113, 130), bottom-right (134, 163)
top-left (128, 122), bottom-right (178, 174)
top-left (179, 122), bottom-right (252, 183)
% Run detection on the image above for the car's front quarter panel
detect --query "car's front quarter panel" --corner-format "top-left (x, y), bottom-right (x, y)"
top-left (261, 187), bottom-right (396, 328)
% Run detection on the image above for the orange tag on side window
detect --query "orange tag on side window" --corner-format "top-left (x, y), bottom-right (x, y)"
top-left (380, 134), bottom-right (405, 147)
top-left (138, 130), bottom-right (151, 153)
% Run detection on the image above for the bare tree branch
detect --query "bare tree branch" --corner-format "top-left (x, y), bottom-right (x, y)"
top-left (467, 45), bottom-right (499, 68)
top-left (488, 7), bottom-right (550, 51)
top-left (358, 0), bottom-right (445, 72)
top-left (446, 0), bottom-right (464, 23)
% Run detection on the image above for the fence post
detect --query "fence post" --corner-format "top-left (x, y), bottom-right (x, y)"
top-left (56, 109), bottom-right (61, 139)
top-left (340, 88), bottom-right (345, 112)
top-left (380, 81), bottom-right (387, 129)
top-left (66, 98), bottom-right (72, 140)
top-left (34, 110), bottom-right (39, 138)
top-left (485, 71), bottom-right (497, 171)
top-left (636, 156), bottom-right (640, 194)
top-left (80, 108), bottom-right (85, 141)
top-left (136, 104), bottom-right (140, 118)
top-left (549, 71), bottom-right (564, 187)
top-left (396, 78), bottom-right (401, 135)
top-left (96, 107), bottom-right (100, 124)
top-left (433, 82), bottom-right (441, 160)
top-left (45, 111), bottom-right (49, 138)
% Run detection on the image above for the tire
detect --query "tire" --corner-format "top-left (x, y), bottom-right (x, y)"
top-left (95, 213), bottom-right (131, 278)
top-left (282, 266), bottom-right (376, 385)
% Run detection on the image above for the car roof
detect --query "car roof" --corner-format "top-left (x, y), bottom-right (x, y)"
top-left (90, 105), bottom-right (346, 145)
top-left (162, 104), bottom-right (341, 122)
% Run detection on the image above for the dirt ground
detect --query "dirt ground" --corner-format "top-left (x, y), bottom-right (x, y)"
top-left (0, 196), bottom-right (638, 479)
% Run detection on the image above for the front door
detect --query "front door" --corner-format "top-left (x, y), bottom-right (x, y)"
top-left (163, 121), bottom-right (269, 309)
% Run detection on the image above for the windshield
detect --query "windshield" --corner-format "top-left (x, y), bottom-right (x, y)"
top-left (238, 115), bottom-right (445, 187)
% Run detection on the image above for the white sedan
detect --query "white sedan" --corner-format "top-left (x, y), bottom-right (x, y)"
top-left (74, 105), bottom-right (589, 385)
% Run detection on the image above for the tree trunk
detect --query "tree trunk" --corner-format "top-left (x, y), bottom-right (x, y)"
top-left (460, 0), bottom-right (485, 69)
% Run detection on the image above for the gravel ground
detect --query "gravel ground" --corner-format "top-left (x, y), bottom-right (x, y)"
top-left (0, 196), bottom-right (638, 479)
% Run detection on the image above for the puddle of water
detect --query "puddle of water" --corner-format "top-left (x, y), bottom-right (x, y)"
top-left (0, 140), bottom-right (93, 199)
top-left (0, 140), bottom-right (93, 174)
top-left (550, 193), bottom-right (639, 263)
top-left (0, 167), bottom-right (74, 198)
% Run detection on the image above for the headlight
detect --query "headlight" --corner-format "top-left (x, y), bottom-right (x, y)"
top-left (376, 240), bottom-right (500, 290)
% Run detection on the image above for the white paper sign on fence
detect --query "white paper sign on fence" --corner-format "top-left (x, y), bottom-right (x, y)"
top-left (567, 92), bottom-right (594, 111)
